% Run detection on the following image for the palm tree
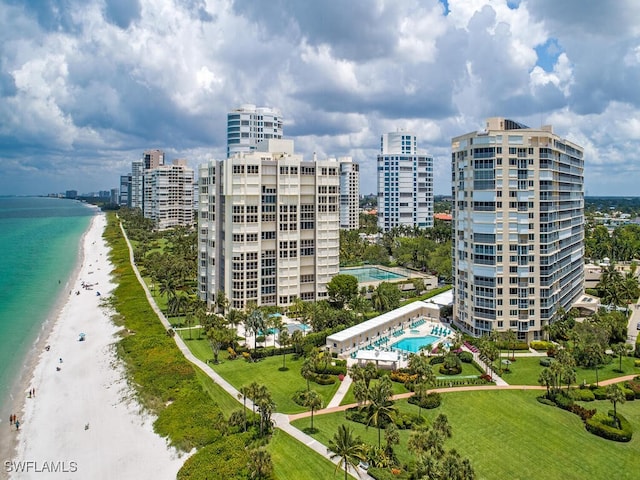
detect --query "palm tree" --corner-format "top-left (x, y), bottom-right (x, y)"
top-left (504, 329), bottom-right (517, 360)
top-left (606, 383), bottom-right (626, 428)
top-left (279, 328), bottom-right (290, 370)
top-left (365, 376), bottom-right (397, 448)
top-left (301, 358), bottom-right (315, 391)
top-left (537, 367), bottom-right (554, 398)
top-left (303, 390), bottom-right (323, 432)
top-left (613, 342), bottom-right (630, 372)
top-left (291, 329), bottom-right (304, 356)
top-left (237, 385), bottom-right (250, 432)
top-left (327, 425), bottom-right (367, 480)
top-left (353, 379), bottom-right (370, 407)
top-left (248, 448), bottom-right (273, 480)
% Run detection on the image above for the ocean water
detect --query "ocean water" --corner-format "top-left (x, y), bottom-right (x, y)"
top-left (0, 197), bottom-right (94, 415)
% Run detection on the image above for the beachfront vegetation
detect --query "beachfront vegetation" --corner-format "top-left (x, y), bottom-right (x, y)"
top-left (107, 212), bottom-right (347, 479)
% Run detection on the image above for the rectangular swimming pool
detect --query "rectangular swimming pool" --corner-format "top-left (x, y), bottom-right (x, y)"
top-left (340, 267), bottom-right (405, 282)
top-left (391, 335), bottom-right (441, 353)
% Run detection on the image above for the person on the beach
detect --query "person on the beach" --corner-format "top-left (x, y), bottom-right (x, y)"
top-left (15, 420), bottom-right (19, 430)
top-left (59, 358), bottom-right (63, 363)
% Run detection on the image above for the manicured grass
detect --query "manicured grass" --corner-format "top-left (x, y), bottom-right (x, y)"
top-left (496, 355), bottom-right (640, 386)
top-left (268, 429), bottom-right (348, 480)
top-left (176, 334), bottom-right (340, 413)
top-left (294, 389), bottom-right (640, 479)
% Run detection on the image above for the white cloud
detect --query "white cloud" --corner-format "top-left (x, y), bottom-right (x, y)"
top-left (0, 0), bottom-right (639, 196)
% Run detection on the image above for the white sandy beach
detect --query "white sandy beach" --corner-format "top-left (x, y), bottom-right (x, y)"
top-left (6, 213), bottom-right (184, 479)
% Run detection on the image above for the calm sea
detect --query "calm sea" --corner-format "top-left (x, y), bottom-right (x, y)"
top-left (0, 197), bottom-right (94, 415)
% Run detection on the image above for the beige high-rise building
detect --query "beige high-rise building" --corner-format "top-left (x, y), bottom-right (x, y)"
top-left (451, 118), bottom-right (584, 342)
top-left (198, 139), bottom-right (340, 310)
top-left (143, 159), bottom-right (194, 230)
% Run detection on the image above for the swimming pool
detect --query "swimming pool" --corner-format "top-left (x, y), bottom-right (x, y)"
top-left (340, 267), bottom-right (405, 282)
top-left (391, 335), bottom-right (441, 353)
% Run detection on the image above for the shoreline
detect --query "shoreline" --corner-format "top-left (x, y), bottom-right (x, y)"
top-left (0, 208), bottom-right (95, 467)
top-left (2, 213), bottom-right (184, 479)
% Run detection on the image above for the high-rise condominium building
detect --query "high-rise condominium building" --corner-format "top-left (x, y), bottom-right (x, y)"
top-left (451, 118), bottom-right (584, 342)
top-left (339, 157), bottom-right (360, 230)
top-left (377, 131), bottom-right (433, 231)
top-left (143, 160), bottom-right (194, 230)
top-left (198, 139), bottom-right (340, 310)
top-left (227, 104), bottom-right (283, 158)
top-left (130, 150), bottom-right (165, 209)
top-left (119, 174), bottom-right (131, 206)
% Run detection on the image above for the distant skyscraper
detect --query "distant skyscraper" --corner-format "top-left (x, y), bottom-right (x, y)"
top-left (377, 131), bottom-right (433, 231)
top-left (198, 139), bottom-right (340, 310)
top-left (451, 117), bottom-right (584, 342)
top-left (143, 149), bottom-right (165, 169)
top-left (119, 174), bottom-right (131, 206)
top-left (227, 104), bottom-right (283, 158)
top-left (339, 157), bottom-right (360, 230)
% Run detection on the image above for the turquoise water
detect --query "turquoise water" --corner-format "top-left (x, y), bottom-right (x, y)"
top-left (391, 335), bottom-right (440, 353)
top-left (340, 267), bottom-right (405, 282)
top-left (0, 197), bottom-right (94, 415)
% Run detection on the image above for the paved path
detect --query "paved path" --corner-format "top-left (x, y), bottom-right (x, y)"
top-left (326, 374), bottom-right (353, 408)
top-left (120, 223), bottom-right (370, 479)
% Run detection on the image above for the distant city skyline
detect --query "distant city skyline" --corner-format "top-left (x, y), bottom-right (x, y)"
top-left (1, 1), bottom-right (639, 196)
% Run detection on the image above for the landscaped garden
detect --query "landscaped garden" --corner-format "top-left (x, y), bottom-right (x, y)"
top-left (494, 354), bottom-right (640, 386)
top-left (293, 389), bottom-right (640, 479)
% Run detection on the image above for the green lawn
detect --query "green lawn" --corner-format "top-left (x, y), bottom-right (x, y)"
top-left (496, 355), bottom-right (640, 386)
top-left (294, 389), bottom-right (640, 480)
top-left (177, 334), bottom-right (341, 413)
top-left (268, 429), bottom-right (350, 479)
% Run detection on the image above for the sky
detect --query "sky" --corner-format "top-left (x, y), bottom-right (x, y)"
top-left (1, 0), bottom-right (640, 196)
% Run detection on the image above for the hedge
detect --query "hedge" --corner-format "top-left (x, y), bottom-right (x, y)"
top-left (570, 388), bottom-right (595, 402)
top-left (530, 340), bottom-right (553, 351)
top-left (408, 392), bottom-right (441, 409)
top-left (586, 411), bottom-right (633, 442)
top-left (458, 351), bottom-right (474, 363)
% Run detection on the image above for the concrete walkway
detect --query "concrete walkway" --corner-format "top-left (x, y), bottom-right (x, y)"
top-left (326, 374), bottom-right (353, 408)
top-left (120, 223), bottom-right (370, 479)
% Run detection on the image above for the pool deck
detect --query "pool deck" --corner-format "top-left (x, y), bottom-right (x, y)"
top-left (340, 265), bottom-right (433, 289)
top-left (345, 317), bottom-right (454, 369)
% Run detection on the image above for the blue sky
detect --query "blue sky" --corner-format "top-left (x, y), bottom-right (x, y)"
top-left (1, 0), bottom-right (640, 196)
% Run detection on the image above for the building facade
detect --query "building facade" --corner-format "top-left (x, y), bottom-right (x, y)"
top-left (339, 157), bottom-right (360, 230)
top-left (227, 104), bottom-right (283, 158)
top-left (142, 160), bottom-right (194, 230)
top-left (451, 117), bottom-right (584, 342)
top-left (119, 174), bottom-right (131, 206)
top-left (198, 139), bottom-right (340, 310)
top-left (377, 131), bottom-right (433, 231)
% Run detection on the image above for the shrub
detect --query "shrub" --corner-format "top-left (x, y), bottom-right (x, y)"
top-left (429, 356), bottom-right (444, 365)
top-left (537, 396), bottom-right (556, 406)
top-left (291, 390), bottom-right (307, 407)
top-left (496, 341), bottom-right (529, 351)
top-left (539, 357), bottom-right (554, 367)
top-left (625, 380), bottom-right (640, 399)
top-left (553, 393), bottom-right (574, 410)
top-left (458, 351), bottom-right (473, 363)
top-left (312, 373), bottom-right (336, 385)
top-left (593, 387), bottom-right (607, 400)
top-left (635, 359), bottom-right (640, 367)
top-left (408, 392), bottom-right (441, 409)
top-left (570, 388), bottom-right (595, 402)
top-left (439, 365), bottom-right (462, 375)
top-left (390, 371), bottom-right (417, 384)
top-left (315, 364), bottom-right (347, 375)
top-left (585, 411), bottom-right (633, 442)
top-left (622, 387), bottom-right (636, 401)
top-left (531, 340), bottom-right (553, 351)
